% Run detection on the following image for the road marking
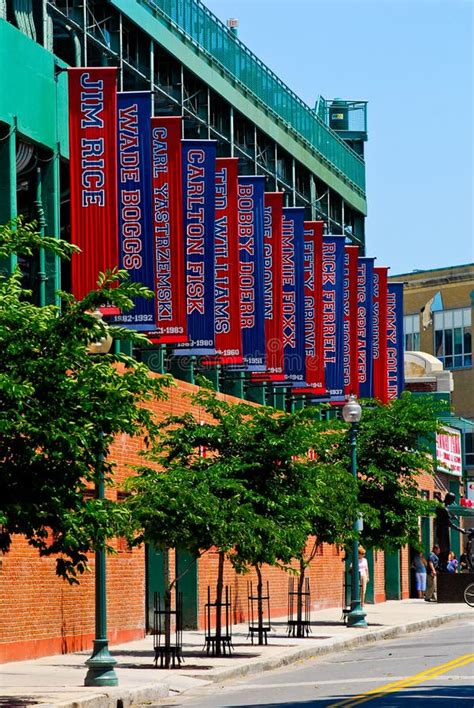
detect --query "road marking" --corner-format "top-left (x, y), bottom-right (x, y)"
top-left (220, 674), bottom-right (474, 692)
top-left (328, 653), bottom-right (474, 707)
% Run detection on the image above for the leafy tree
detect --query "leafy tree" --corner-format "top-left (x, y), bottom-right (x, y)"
top-left (0, 218), bottom-right (171, 581)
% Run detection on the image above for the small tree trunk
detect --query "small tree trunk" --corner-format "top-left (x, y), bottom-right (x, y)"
top-left (215, 551), bottom-right (225, 656)
top-left (297, 558), bottom-right (305, 638)
top-left (255, 563), bottom-right (264, 646)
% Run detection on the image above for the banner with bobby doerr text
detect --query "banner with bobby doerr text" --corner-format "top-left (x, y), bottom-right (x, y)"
top-left (322, 235), bottom-right (345, 399)
top-left (264, 193), bottom-right (285, 380)
top-left (357, 256), bottom-right (375, 398)
top-left (68, 67), bottom-right (118, 301)
top-left (282, 208), bottom-right (306, 387)
top-left (387, 282), bottom-right (405, 399)
top-left (111, 91), bottom-right (155, 331)
top-left (174, 140), bottom-right (217, 356)
top-left (304, 222), bottom-right (325, 393)
top-left (238, 175), bottom-right (266, 371)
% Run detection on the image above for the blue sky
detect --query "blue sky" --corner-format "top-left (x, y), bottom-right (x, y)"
top-left (203, 0), bottom-right (473, 275)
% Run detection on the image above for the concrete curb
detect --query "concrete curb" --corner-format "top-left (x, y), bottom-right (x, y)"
top-left (39, 682), bottom-right (170, 708)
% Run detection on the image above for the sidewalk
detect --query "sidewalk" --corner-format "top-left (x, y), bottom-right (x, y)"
top-left (1, 600), bottom-right (471, 708)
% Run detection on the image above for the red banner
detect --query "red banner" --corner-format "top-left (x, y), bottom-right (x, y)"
top-left (148, 116), bottom-right (187, 343)
top-left (213, 157), bottom-right (243, 364)
top-left (304, 221), bottom-right (325, 391)
top-left (373, 266), bottom-right (389, 403)
top-left (344, 245), bottom-right (359, 397)
top-left (264, 193), bottom-right (284, 380)
top-left (68, 68), bottom-right (118, 300)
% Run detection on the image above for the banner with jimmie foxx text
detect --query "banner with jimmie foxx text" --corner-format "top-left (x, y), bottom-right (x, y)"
top-left (68, 67), bottom-right (118, 300)
top-left (175, 140), bottom-right (217, 355)
top-left (148, 116), bottom-right (187, 344)
top-left (264, 193), bottom-right (284, 380)
top-left (111, 91), bottom-right (155, 331)
top-left (303, 222), bottom-right (325, 392)
top-left (387, 282), bottom-right (405, 400)
top-left (357, 257), bottom-right (375, 398)
top-left (238, 176), bottom-right (266, 371)
top-left (322, 235), bottom-right (345, 399)
top-left (282, 208), bottom-right (306, 386)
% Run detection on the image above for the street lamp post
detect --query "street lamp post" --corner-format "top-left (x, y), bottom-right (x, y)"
top-left (342, 395), bottom-right (367, 629)
top-left (84, 313), bottom-right (118, 687)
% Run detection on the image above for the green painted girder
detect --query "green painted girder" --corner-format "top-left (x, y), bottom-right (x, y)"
top-left (0, 20), bottom-right (69, 156)
top-left (110, 0), bottom-right (367, 215)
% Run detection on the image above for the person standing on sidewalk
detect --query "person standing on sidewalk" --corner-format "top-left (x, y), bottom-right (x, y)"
top-left (425, 545), bottom-right (439, 602)
top-left (412, 551), bottom-right (427, 598)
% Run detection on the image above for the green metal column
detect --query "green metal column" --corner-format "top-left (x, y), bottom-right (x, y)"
top-left (221, 370), bottom-right (245, 399)
top-left (421, 517), bottom-right (431, 557)
top-left (0, 120), bottom-right (17, 272)
top-left (169, 356), bottom-right (195, 384)
top-left (198, 364), bottom-right (221, 392)
top-left (146, 545), bottom-right (165, 632)
top-left (365, 548), bottom-right (375, 604)
top-left (449, 480), bottom-right (461, 558)
top-left (42, 148), bottom-right (61, 305)
top-left (384, 550), bottom-right (401, 600)
top-left (175, 549), bottom-right (198, 630)
top-left (245, 379), bottom-right (266, 405)
top-left (141, 345), bottom-right (165, 374)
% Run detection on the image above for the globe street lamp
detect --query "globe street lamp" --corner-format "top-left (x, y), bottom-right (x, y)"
top-left (84, 311), bottom-right (118, 687)
top-left (342, 395), bottom-right (367, 628)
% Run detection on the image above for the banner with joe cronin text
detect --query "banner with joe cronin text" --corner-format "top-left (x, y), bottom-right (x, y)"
top-left (387, 282), bottom-right (405, 399)
top-left (357, 257), bottom-right (375, 398)
top-left (238, 176), bottom-right (266, 371)
top-left (68, 67), bottom-right (118, 301)
top-left (175, 140), bottom-right (216, 355)
top-left (282, 208), bottom-right (306, 386)
top-left (373, 266), bottom-right (389, 403)
top-left (304, 221), bottom-right (325, 392)
top-left (322, 235), bottom-right (345, 399)
top-left (264, 193), bottom-right (284, 380)
top-left (344, 245), bottom-right (359, 397)
top-left (112, 91), bottom-right (155, 331)
top-left (147, 116), bottom-right (187, 343)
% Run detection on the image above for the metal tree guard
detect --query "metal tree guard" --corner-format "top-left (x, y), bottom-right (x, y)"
top-left (287, 577), bottom-right (311, 638)
top-left (204, 585), bottom-right (233, 656)
top-left (153, 591), bottom-right (183, 669)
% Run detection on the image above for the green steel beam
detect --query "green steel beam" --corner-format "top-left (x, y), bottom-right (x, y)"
top-left (109, 1), bottom-right (367, 215)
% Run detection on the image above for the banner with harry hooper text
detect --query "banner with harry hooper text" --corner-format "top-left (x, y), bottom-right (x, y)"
top-left (175, 140), bottom-right (217, 355)
top-left (303, 221), bottom-right (325, 392)
top-left (357, 257), bottom-right (375, 398)
top-left (147, 116), bottom-right (187, 344)
top-left (264, 193), bottom-right (285, 380)
top-left (387, 282), bottom-right (405, 399)
top-left (344, 245), bottom-right (359, 397)
top-left (238, 176), bottom-right (266, 371)
top-left (282, 208), bottom-right (306, 386)
top-left (373, 267), bottom-right (389, 403)
top-left (68, 67), bottom-right (118, 301)
top-left (322, 235), bottom-right (345, 399)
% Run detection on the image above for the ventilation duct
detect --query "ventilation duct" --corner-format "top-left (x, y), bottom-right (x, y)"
top-left (16, 142), bottom-right (36, 175)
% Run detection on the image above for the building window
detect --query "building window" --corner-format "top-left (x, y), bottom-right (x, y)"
top-left (434, 307), bottom-right (472, 369)
top-left (466, 431), bottom-right (474, 468)
top-left (403, 314), bottom-right (420, 351)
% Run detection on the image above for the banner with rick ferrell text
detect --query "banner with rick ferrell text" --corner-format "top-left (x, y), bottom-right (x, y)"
top-left (322, 235), bottom-right (345, 399)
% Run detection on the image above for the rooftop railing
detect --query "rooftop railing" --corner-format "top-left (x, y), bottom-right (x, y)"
top-left (138, 0), bottom-right (366, 195)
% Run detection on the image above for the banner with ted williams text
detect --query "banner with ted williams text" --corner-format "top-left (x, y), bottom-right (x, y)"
top-left (264, 192), bottom-right (284, 380)
top-left (357, 257), bottom-right (375, 398)
top-left (213, 158), bottom-right (243, 364)
top-left (238, 175), bottom-right (266, 371)
top-left (344, 245), bottom-right (359, 397)
top-left (322, 235), bottom-right (345, 399)
top-left (373, 267), bottom-right (389, 403)
top-left (387, 282), bottom-right (405, 400)
top-left (68, 67), bottom-right (118, 300)
top-left (111, 91), bottom-right (155, 331)
top-left (304, 221), bottom-right (325, 392)
top-left (282, 208), bottom-right (306, 386)
top-left (147, 116), bottom-right (187, 344)
top-left (175, 140), bottom-right (216, 355)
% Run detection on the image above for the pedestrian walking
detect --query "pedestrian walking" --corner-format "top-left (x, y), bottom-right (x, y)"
top-left (358, 546), bottom-right (370, 606)
top-left (425, 544), bottom-right (439, 602)
top-left (411, 551), bottom-right (427, 598)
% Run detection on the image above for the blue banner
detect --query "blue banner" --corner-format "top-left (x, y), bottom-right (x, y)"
top-left (357, 257), bottom-right (375, 398)
top-left (114, 91), bottom-right (155, 330)
top-left (238, 176), bottom-right (266, 371)
top-left (282, 208), bottom-right (306, 386)
top-left (322, 235), bottom-right (345, 399)
top-left (387, 282), bottom-right (405, 399)
top-left (176, 140), bottom-right (217, 355)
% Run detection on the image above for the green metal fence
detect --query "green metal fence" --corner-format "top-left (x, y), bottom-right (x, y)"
top-left (139, 0), bottom-right (366, 194)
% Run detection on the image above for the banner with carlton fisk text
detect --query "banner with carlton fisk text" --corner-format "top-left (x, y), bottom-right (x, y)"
top-left (175, 140), bottom-right (217, 355)
top-left (213, 158), bottom-right (243, 364)
top-left (282, 208), bottom-right (306, 386)
top-left (322, 235), bottom-right (345, 399)
top-left (357, 257), bottom-right (375, 398)
top-left (147, 116), bottom-right (187, 343)
top-left (387, 282), bottom-right (405, 400)
top-left (303, 221), bottom-right (325, 392)
top-left (344, 245), bottom-right (359, 397)
top-left (68, 67), bottom-right (118, 300)
top-left (264, 193), bottom-right (284, 380)
top-left (111, 91), bottom-right (155, 331)
top-left (238, 176), bottom-right (266, 371)
top-left (373, 266), bottom-right (389, 403)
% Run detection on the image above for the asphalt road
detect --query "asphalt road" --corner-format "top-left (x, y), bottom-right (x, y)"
top-left (160, 620), bottom-right (474, 707)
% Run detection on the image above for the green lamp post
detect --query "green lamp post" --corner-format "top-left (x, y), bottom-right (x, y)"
top-left (342, 394), bottom-right (367, 629)
top-left (84, 313), bottom-right (118, 687)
